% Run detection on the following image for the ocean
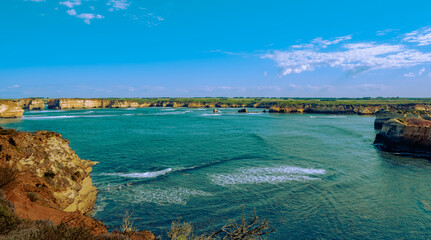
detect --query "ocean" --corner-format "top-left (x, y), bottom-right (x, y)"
top-left (2, 107), bottom-right (431, 239)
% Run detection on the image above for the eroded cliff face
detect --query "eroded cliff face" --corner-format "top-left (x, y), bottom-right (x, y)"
top-left (374, 111), bottom-right (431, 157)
top-left (0, 127), bottom-right (104, 231)
top-left (0, 100), bottom-right (24, 118)
top-left (16, 98), bottom-right (45, 110)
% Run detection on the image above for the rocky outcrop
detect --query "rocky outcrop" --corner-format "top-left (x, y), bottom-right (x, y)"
top-left (0, 100), bottom-right (24, 118)
top-left (213, 109), bottom-right (218, 113)
top-left (374, 111), bottom-right (431, 157)
top-left (16, 98), bottom-right (45, 110)
top-left (0, 127), bottom-right (104, 231)
top-left (238, 108), bottom-right (247, 113)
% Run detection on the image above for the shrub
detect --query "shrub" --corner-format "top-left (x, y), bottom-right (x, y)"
top-left (167, 205), bottom-right (275, 240)
top-left (0, 166), bottom-right (18, 189)
top-left (120, 210), bottom-right (136, 237)
top-left (0, 191), bottom-right (20, 234)
top-left (26, 192), bottom-right (39, 202)
top-left (167, 218), bottom-right (193, 240)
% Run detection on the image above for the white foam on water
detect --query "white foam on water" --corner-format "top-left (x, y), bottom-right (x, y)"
top-left (126, 108), bottom-right (136, 110)
top-left (23, 115), bottom-right (79, 120)
top-left (152, 111), bottom-right (187, 115)
top-left (27, 110), bottom-right (65, 113)
top-left (101, 168), bottom-right (172, 178)
top-left (130, 186), bottom-right (212, 205)
top-left (210, 166), bottom-right (326, 186)
top-left (23, 114), bottom-right (116, 120)
top-left (201, 113), bottom-right (221, 116)
top-left (161, 108), bottom-right (176, 111)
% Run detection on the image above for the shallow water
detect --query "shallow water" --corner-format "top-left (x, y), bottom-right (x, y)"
top-left (2, 108), bottom-right (431, 239)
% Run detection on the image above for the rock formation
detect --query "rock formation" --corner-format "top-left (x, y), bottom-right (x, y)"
top-left (213, 109), bottom-right (218, 113)
top-left (0, 127), bottom-right (105, 232)
top-left (16, 98), bottom-right (45, 110)
top-left (374, 110), bottom-right (431, 157)
top-left (238, 108), bottom-right (247, 113)
top-left (0, 100), bottom-right (24, 118)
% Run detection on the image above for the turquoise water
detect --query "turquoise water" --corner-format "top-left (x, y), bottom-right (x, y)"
top-left (2, 108), bottom-right (431, 239)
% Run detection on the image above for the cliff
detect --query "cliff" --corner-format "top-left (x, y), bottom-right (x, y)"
top-left (15, 98), bottom-right (45, 110)
top-left (0, 127), bottom-right (105, 232)
top-left (0, 100), bottom-right (24, 118)
top-left (374, 111), bottom-right (431, 157)
top-left (44, 98), bottom-right (431, 116)
top-left (269, 103), bottom-right (429, 115)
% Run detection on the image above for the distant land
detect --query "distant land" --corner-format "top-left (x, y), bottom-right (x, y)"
top-left (1, 97), bottom-right (431, 117)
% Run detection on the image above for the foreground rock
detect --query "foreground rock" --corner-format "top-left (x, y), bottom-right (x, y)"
top-left (374, 110), bottom-right (431, 157)
top-left (0, 127), bottom-right (105, 233)
top-left (0, 100), bottom-right (24, 118)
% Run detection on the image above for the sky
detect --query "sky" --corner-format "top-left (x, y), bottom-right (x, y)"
top-left (2, 0), bottom-right (431, 98)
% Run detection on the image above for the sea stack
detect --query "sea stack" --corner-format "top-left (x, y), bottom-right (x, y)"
top-left (213, 108), bottom-right (218, 113)
top-left (374, 110), bottom-right (431, 157)
top-left (238, 108), bottom-right (247, 113)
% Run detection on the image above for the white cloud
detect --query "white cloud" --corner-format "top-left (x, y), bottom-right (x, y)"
top-left (404, 72), bottom-right (416, 77)
top-left (376, 29), bottom-right (398, 36)
top-left (25, 0), bottom-right (45, 2)
top-left (312, 35), bottom-right (352, 48)
top-left (288, 84), bottom-right (334, 91)
top-left (403, 27), bottom-right (431, 46)
top-left (67, 9), bottom-right (77, 16)
top-left (76, 13), bottom-right (104, 24)
top-left (262, 39), bottom-right (431, 77)
top-left (8, 85), bottom-right (20, 88)
top-left (59, 0), bottom-right (81, 8)
top-left (107, 0), bottom-right (130, 11)
top-left (357, 84), bottom-right (388, 91)
top-left (403, 67), bottom-right (426, 77)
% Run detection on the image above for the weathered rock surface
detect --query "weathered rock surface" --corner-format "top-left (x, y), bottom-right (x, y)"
top-left (0, 127), bottom-right (105, 232)
top-left (238, 108), bottom-right (247, 113)
top-left (16, 98), bottom-right (45, 110)
top-left (0, 100), bottom-right (24, 118)
top-left (374, 110), bottom-right (431, 157)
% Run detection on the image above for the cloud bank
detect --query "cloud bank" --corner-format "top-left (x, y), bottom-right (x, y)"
top-left (262, 29), bottom-right (431, 77)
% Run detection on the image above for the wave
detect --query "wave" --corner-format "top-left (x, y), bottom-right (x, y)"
top-left (161, 109), bottom-right (176, 111)
top-left (201, 113), bottom-right (221, 116)
top-left (152, 111), bottom-right (188, 115)
top-left (23, 115), bottom-right (115, 120)
top-left (99, 185), bottom-right (212, 205)
top-left (100, 168), bottom-right (172, 178)
top-left (210, 166), bottom-right (326, 186)
top-left (126, 108), bottom-right (136, 110)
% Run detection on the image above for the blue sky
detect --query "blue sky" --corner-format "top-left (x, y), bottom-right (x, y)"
top-left (2, 0), bottom-right (431, 98)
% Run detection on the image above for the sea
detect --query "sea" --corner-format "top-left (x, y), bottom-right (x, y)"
top-left (1, 107), bottom-right (431, 239)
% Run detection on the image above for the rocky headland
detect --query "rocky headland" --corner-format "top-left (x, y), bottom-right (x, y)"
top-left (0, 127), bottom-right (157, 239)
top-left (0, 127), bottom-right (104, 230)
top-left (374, 110), bottom-right (431, 157)
top-left (0, 101), bottom-right (24, 118)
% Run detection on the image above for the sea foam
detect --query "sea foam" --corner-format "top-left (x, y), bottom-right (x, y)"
top-left (210, 166), bottom-right (326, 186)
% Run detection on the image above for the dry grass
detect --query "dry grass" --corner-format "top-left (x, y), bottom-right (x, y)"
top-left (0, 166), bottom-right (18, 189)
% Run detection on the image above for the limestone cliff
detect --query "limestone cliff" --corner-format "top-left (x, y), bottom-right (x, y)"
top-left (0, 127), bottom-right (104, 231)
top-left (374, 111), bottom-right (431, 157)
top-left (16, 98), bottom-right (45, 110)
top-left (0, 100), bottom-right (24, 118)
